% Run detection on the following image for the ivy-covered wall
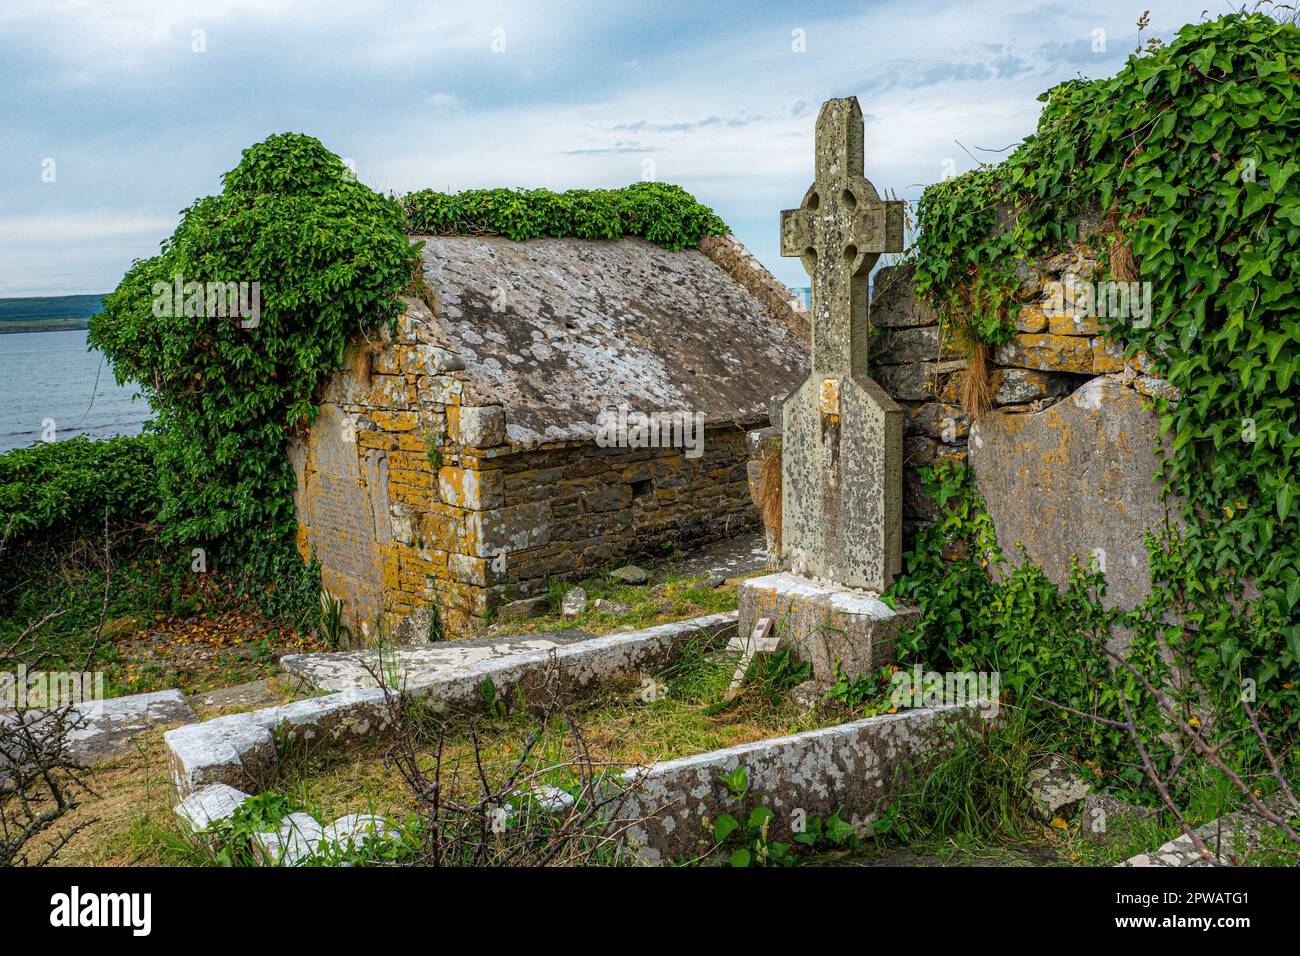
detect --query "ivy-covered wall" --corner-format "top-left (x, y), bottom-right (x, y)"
top-left (748, 13), bottom-right (1299, 778)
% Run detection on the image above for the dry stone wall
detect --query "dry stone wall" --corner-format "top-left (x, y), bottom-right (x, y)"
top-left (868, 248), bottom-right (1176, 529)
top-left (475, 428), bottom-right (756, 601)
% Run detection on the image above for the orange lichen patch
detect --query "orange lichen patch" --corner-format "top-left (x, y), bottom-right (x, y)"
top-left (819, 378), bottom-right (841, 417)
top-left (372, 409), bottom-right (419, 432)
top-left (388, 467), bottom-right (434, 489)
top-left (1015, 303), bottom-right (1048, 333)
top-left (388, 450), bottom-right (433, 473)
top-left (1046, 310), bottom-right (1102, 336)
top-left (396, 431), bottom-right (433, 452)
top-left (357, 429), bottom-right (399, 451)
top-left (994, 333), bottom-right (1095, 374)
top-left (1090, 337), bottom-right (1126, 373)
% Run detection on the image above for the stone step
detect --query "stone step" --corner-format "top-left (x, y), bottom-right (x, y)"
top-left (2, 688), bottom-right (197, 766)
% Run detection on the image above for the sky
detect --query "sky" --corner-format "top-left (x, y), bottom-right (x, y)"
top-left (0, 0), bottom-right (1230, 297)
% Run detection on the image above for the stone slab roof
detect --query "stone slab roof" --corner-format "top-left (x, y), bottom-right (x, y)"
top-left (414, 235), bottom-right (809, 449)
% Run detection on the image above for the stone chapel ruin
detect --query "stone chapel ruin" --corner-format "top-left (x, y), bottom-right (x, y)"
top-left (290, 232), bottom-right (809, 639)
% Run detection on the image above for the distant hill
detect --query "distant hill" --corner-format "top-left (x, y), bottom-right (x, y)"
top-left (0, 294), bottom-right (106, 333)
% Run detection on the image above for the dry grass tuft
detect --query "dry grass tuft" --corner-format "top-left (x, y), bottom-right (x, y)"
top-left (961, 339), bottom-right (993, 419)
top-left (1103, 202), bottom-right (1139, 283)
top-left (347, 341), bottom-right (373, 389)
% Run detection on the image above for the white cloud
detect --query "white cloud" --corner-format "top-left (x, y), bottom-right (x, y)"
top-left (0, 212), bottom-right (178, 244)
top-left (0, 0), bottom-right (1222, 294)
top-left (426, 92), bottom-right (465, 112)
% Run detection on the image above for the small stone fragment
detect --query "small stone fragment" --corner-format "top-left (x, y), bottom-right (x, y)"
top-left (561, 586), bottom-right (588, 619)
top-left (254, 812), bottom-right (325, 866)
top-left (789, 680), bottom-right (828, 712)
top-left (1080, 793), bottom-right (1155, 846)
top-left (609, 565), bottom-right (649, 585)
top-left (498, 596), bottom-right (550, 620)
top-left (1027, 755), bottom-right (1090, 823)
top-left (525, 785), bottom-right (576, 814)
top-left (175, 783), bottom-right (251, 832)
top-left (594, 598), bottom-right (632, 615)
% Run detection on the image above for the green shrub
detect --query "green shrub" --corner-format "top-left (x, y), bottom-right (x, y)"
top-left (0, 434), bottom-right (160, 544)
top-left (913, 15), bottom-right (1300, 612)
top-left (89, 132), bottom-right (420, 558)
top-left (891, 463), bottom-right (1292, 790)
top-left (402, 182), bottom-right (729, 250)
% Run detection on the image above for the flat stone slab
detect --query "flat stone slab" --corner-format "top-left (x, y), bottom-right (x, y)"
top-left (166, 613), bottom-right (737, 797)
top-left (191, 680), bottom-right (285, 714)
top-left (253, 812), bottom-right (396, 865)
top-left (1122, 800), bottom-right (1290, 867)
top-left (613, 702), bottom-right (978, 865)
top-left (280, 629), bottom-right (597, 693)
top-left (969, 376), bottom-right (1176, 612)
top-left (2, 688), bottom-right (197, 765)
top-left (737, 572), bottom-right (917, 683)
top-left (255, 812), bottom-right (325, 866)
top-left (651, 529), bottom-right (771, 581)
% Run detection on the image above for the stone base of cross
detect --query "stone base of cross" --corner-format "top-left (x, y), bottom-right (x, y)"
top-left (723, 617), bottom-right (781, 701)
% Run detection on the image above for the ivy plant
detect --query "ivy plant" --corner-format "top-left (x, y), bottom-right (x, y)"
top-left (402, 182), bottom-right (729, 251)
top-left (907, 13), bottom-right (1300, 732)
top-left (89, 133), bottom-right (420, 559)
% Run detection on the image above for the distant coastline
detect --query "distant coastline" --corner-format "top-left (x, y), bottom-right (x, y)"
top-left (0, 294), bottom-right (104, 336)
top-left (0, 320), bottom-right (90, 334)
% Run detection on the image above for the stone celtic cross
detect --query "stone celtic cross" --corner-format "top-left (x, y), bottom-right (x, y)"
top-left (778, 96), bottom-right (905, 591)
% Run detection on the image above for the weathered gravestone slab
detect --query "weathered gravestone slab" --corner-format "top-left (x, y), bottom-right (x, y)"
top-left (968, 375), bottom-right (1177, 612)
top-left (2, 688), bottom-right (197, 766)
top-left (738, 97), bottom-right (917, 684)
top-left (291, 403), bottom-right (392, 625)
top-left (280, 629), bottom-right (597, 693)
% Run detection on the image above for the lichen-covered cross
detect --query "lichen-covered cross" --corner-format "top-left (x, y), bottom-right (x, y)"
top-left (776, 96), bottom-right (907, 592)
top-left (780, 97), bottom-right (904, 378)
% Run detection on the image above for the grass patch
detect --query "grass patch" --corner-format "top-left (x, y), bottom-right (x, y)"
top-left (48, 626), bottom-right (895, 867)
top-left (490, 570), bottom-right (739, 638)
